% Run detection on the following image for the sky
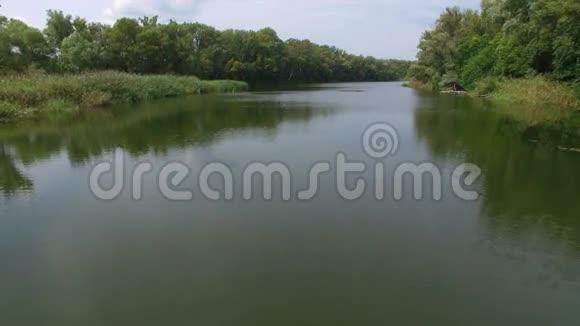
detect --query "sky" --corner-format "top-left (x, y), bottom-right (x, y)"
top-left (0, 0), bottom-right (480, 60)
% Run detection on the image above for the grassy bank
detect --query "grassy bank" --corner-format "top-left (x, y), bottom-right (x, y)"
top-left (472, 77), bottom-right (579, 124)
top-left (401, 80), bottom-right (441, 92)
top-left (0, 72), bottom-right (248, 122)
top-left (404, 76), bottom-right (580, 125)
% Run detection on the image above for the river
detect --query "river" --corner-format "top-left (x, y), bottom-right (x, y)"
top-left (1, 82), bottom-right (579, 325)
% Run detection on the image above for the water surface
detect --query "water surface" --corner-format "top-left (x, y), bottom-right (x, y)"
top-left (1, 82), bottom-right (579, 325)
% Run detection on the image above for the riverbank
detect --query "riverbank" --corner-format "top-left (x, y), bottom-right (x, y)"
top-left (0, 72), bottom-right (248, 123)
top-left (403, 77), bottom-right (580, 125)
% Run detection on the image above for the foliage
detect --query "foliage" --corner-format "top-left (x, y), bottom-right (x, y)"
top-left (0, 101), bottom-right (19, 122)
top-left (472, 77), bottom-right (500, 96)
top-left (0, 17), bottom-right (51, 72)
top-left (44, 10), bottom-right (75, 49)
top-left (408, 0), bottom-right (580, 89)
top-left (0, 72), bottom-right (248, 122)
top-left (493, 36), bottom-right (530, 77)
top-left (482, 76), bottom-right (579, 124)
top-left (1, 11), bottom-right (411, 82)
top-left (401, 80), bottom-right (436, 92)
top-left (58, 32), bottom-right (106, 71)
top-left (460, 38), bottom-right (498, 89)
top-left (44, 98), bottom-right (77, 114)
top-left (489, 76), bottom-right (578, 108)
top-left (405, 64), bottom-right (437, 82)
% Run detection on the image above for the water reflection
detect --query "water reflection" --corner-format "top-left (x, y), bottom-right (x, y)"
top-left (414, 94), bottom-right (580, 249)
top-left (0, 94), bottom-right (328, 195)
top-left (2, 83), bottom-right (580, 325)
top-left (0, 145), bottom-right (33, 195)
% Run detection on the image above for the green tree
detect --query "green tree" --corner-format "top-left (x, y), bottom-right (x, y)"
top-left (44, 10), bottom-right (74, 49)
top-left (413, 0), bottom-right (580, 88)
top-left (134, 17), bottom-right (168, 73)
top-left (493, 36), bottom-right (530, 77)
top-left (58, 31), bottom-right (105, 71)
top-left (0, 17), bottom-right (50, 72)
top-left (3, 9), bottom-right (412, 81)
top-left (105, 18), bottom-right (140, 72)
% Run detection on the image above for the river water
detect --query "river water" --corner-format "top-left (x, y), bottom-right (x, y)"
top-left (1, 82), bottom-right (579, 325)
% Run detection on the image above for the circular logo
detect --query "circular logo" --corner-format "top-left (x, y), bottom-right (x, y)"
top-left (362, 122), bottom-right (399, 158)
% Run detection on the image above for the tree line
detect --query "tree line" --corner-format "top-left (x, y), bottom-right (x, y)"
top-left (407, 0), bottom-right (579, 89)
top-left (0, 10), bottom-right (411, 82)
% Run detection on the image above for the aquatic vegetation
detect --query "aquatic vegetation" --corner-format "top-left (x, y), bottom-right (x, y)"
top-left (405, 75), bottom-right (579, 125)
top-left (0, 72), bottom-right (248, 122)
top-left (478, 77), bottom-right (579, 124)
top-left (402, 80), bottom-right (436, 92)
top-left (0, 102), bottom-right (20, 122)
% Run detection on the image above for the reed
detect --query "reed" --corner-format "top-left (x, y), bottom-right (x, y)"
top-left (0, 71), bottom-right (248, 122)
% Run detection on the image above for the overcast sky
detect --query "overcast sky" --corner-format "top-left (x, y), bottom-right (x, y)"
top-left (0, 0), bottom-right (480, 60)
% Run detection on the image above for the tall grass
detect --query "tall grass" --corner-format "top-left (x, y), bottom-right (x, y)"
top-left (403, 76), bottom-right (579, 128)
top-left (471, 77), bottom-right (500, 97)
top-left (0, 102), bottom-right (20, 123)
top-left (574, 81), bottom-right (580, 100)
top-left (401, 80), bottom-right (437, 92)
top-left (487, 77), bottom-right (578, 108)
top-left (0, 71), bottom-right (248, 122)
top-left (473, 76), bottom-right (579, 124)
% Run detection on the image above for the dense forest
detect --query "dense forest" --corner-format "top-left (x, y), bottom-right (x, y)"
top-left (407, 0), bottom-right (579, 90)
top-left (0, 10), bottom-right (411, 82)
